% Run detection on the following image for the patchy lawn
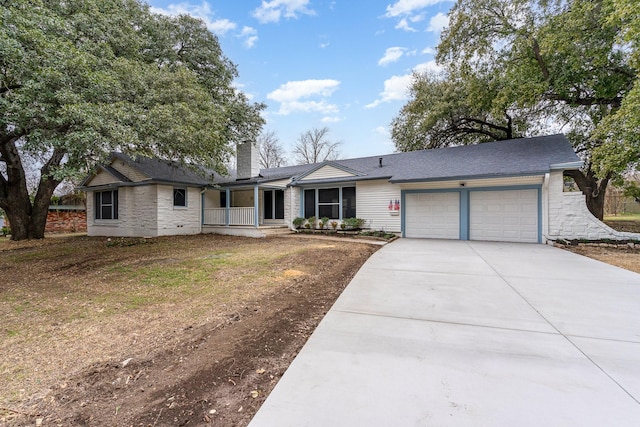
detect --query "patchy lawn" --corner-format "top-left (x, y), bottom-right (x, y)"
top-left (0, 234), bottom-right (378, 426)
top-left (604, 213), bottom-right (640, 234)
top-left (561, 218), bottom-right (640, 274)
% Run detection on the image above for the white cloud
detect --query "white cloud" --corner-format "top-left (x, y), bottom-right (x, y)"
top-left (374, 126), bottom-right (390, 137)
top-left (267, 79), bottom-right (341, 115)
top-left (322, 116), bottom-right (342, 123)
top-left (150, 2), bottom-right (237, 35)
top-left (422, 46), bottom-right (436, 55)
top-left (252, 0), bottom-right (315, 24)
top-left (413, 59), bottom-right (442, 74)
top-left (240, 26), bottom-right (258, 48)
top-left (210, 19), bottom-right (237, 35)
top-left (366, 61), bottom-right (441, 108)
top-left (152, 2), bottom-right (263, 49)
top-left (395, 18), bottom-right (416, 32)
top-left (385, 0), bottom-right (446, 18)
top-left (427, 12), bottom-right (449, 33)
top-left (378, 47), bottom-right (406, 66)
top-left (366, 74), bottom-right (413, 108)
top-left (319, 42), bottom-right (330, 48)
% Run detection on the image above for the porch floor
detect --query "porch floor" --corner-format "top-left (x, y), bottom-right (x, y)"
top-left (202, 225), bottom-right (291, 238)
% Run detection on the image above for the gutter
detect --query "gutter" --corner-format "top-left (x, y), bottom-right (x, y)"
top-left (389, 171), bottom-right (549, 184)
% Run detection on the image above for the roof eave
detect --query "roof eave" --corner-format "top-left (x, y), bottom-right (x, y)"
top-left (389, 171), bottom-right (548, 184)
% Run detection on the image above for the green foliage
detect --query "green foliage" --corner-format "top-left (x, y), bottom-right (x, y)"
top-left (623, 181), bottom-right (640, 201)
top-left (359, 230), bottom-right (396, 240)
top-left (392, 0), bottom-right (639, 219)
top-left (292, 217), bottom-right (305, 229)
top-left (342, 217), bottom-right (366, 229)
top-left (320, 217), bottom-right (330, 229)
top-left (0, 0), bottom-right (265, 239)
top-left (306, 216), bottom-right (316, 229)
top-left (1, 0), bottom-right (264, 173)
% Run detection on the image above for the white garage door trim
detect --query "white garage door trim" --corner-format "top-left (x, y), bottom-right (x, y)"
top-left (402, 186), bottom-right (541, 243)
top-left (405, 192), bottom-right (460, 239)
top-left (469, 189), bottom-right (539, 243)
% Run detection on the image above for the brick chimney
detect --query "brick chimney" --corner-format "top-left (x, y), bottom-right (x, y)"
top-left (236, 141), bottom-right (259, 180)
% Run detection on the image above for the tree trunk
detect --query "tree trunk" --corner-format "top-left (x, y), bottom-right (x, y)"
top-left (564, 168), bottom-right (610, 220)
top-left (0, 136), bottom-right (63, 240)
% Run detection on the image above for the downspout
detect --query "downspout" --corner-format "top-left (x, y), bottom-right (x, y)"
top-left (542, 173), bottom-right (550, 243)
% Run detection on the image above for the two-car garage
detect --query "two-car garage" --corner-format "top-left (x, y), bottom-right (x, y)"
top-left (404, 188), bottom-right (540, 243)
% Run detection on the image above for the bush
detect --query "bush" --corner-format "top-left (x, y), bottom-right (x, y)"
top-left (342, 217), bottom-right (366, 230)
top-left (320, 217), bottom-right (329, 230)
top-left (306, 216), bottom-right (316, 229)
top-left (292, 217), bottom-right (305, 229)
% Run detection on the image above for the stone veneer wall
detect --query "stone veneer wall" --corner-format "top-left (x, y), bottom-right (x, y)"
top-left (546, 171), bottom-right (640, 242)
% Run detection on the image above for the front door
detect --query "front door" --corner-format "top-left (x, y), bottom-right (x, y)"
top-left (264, 190), bottom-right (285, 220)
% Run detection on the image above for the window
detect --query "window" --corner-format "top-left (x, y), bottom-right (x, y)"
top-left (220, 191), bottom-right (227, 208)
top-left (264, 190), bottom-right (273, 219)
top-left (95, 190), bottom-right (118, 220)
top-left (303, 186), bottom-right (356, 219)
top-left (304, 189), bottom-right (315, 218)
top-left (318, 188), bottom-right (339, 218)
top-left (275, 190), bottom-right (285, 219)
top-left (264, 190), bottom-right (285, 220)
top-left (173, 188), bottom-right (187, 207)
top-left (342, 186), bottom-right (356, 218)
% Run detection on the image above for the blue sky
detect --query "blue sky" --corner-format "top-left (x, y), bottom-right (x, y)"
top-left (147, 0), bottom-right (454, 161)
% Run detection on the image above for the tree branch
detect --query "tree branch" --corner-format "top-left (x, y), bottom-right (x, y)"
top-left (530, 37), bottom-right (550, 80)
top-left (546, 93), bottom-right (624, 107)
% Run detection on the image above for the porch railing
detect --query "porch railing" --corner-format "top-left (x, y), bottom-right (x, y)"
top-left (203, 207), bottom-right (255, 226)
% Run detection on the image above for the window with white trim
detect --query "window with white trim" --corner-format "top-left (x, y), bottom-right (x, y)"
top-left (94, 189), bottom-right (118, 220)
top-left (303, 186), bottom-right (356, 219)
top-left (173, 188), bottom-right (187, 207)
top-left (318, 188), bottom-right (339, 218)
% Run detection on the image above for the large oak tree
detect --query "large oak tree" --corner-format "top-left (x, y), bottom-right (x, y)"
top-left (0, 0), bottom-right (264, 240)
top-left (391, 0), bottom-right (638, 219)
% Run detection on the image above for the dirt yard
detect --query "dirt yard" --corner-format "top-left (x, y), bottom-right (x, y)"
top-left (560, 219), bottom-right (640, 274)
top-left (0, 234), bottom-right (378, 426)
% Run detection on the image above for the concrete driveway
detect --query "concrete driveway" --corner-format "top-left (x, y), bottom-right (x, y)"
top-left (249, 239), bottom-right (640, 426)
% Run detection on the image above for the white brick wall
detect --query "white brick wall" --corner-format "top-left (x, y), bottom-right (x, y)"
top-left (87, 185), bottom-right (202, 237)
top-left (545, 171), bottom-right (640, 241)
top-left (156, 185), bottom-right (201, 236)
top-left (87, 186), bottom-right (159, 237)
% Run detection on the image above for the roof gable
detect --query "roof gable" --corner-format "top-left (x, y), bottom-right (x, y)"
top-left (81, 165), bottom-right (132, 187)
top-left (295, 162), bottom-right (363, 182)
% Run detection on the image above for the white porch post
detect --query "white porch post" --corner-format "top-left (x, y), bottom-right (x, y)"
top-left (254, 185), bottom-right (259, 227)
top-left (225, 188), bottom-right (230, 226)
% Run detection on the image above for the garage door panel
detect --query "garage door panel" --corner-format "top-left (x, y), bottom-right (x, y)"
top-left (405, 193), bottom-right (459, 239)
top-left (470, 189), bottom-right (538, 243)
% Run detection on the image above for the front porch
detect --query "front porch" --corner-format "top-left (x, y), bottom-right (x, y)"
top-left (202, 186), bottom-right (288, 228)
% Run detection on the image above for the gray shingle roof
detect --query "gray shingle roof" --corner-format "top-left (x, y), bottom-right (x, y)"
top-left (110, 153), bottom-right (217, 186)
top-left (266, 134), bottom-right (580, 184)
top-left (82, 134), bottom-right (580, 189)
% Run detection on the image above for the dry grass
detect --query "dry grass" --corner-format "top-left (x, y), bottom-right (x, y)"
top-left (0, 234), bottom-right (344, 409)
